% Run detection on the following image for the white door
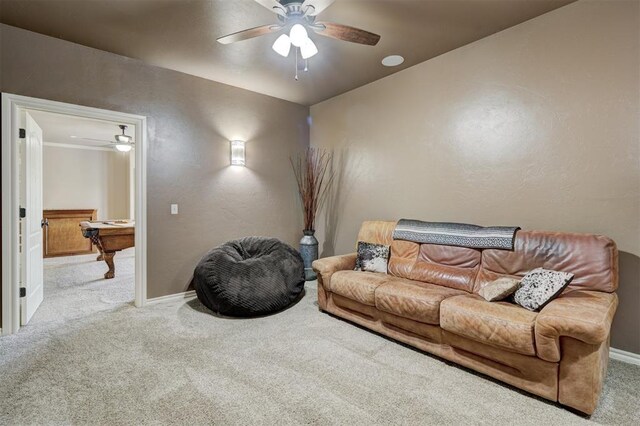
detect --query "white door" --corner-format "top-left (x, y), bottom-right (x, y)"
top-left (20, 111), bottom-right (44, 325)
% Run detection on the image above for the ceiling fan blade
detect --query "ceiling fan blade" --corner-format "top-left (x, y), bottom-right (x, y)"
top-left (312, 22), bottom-right (381, 46)
top-left (217, 24), bottom-right (282, 45)
top-left (74, 137), bottom-right (113, 143)
top-left (301, 0), bottom-right (336, 17)
top-left (75, 137), bottom-right (135, 145)
top-left (254, 0), bottom-right (287, 17)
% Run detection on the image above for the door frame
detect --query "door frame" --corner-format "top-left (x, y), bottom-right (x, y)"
top-left (2, 93), bottom-right (148, 335)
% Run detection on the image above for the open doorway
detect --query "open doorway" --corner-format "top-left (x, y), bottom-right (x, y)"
top-left (24, 110), bottom-right (135, 327)
top-left (2, 94), bottom-right (147, 336)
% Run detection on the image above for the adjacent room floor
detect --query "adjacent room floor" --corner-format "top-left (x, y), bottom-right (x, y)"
top-left (30, 249), bottom-right (135, 328)
top-left (0, 253), bottom-right (638, 425)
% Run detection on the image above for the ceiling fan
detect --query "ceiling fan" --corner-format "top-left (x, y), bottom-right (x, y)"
top-left (71, 125), bottom-right (135, 152)
top-left (217, 0), bottom-right (381, 78)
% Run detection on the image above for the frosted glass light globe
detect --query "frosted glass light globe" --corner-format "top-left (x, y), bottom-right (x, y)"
top-left (272, 34), bottom-right (291, 57)
top-left (289, 24), bottom-right (308, 47)
top-left (300, 38), bottom-right (318, 59)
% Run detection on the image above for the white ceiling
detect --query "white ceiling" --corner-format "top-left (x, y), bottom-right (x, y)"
top-left (27, 110), bottom-right (136, 150)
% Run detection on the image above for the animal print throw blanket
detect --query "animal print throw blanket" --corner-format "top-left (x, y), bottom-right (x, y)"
top-left (392, 219), bottom-right (520, 250)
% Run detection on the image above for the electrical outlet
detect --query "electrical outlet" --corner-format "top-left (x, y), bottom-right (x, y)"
top-left (170, 204), bottom-right (178, 215)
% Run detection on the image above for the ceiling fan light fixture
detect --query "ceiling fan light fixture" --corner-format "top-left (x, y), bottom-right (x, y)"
top-left (115, 144), bottom-right (132, 153)
top-left (300, 37), bottom-right (318, 59)
top-left (272, 34), bottom-right (292, 57)
top-left (289, 23), bottom-right (308, 47)
top-left (115, 134), bottom-right (132, 143)
top-left (115, 124), bottom-right (134, 144)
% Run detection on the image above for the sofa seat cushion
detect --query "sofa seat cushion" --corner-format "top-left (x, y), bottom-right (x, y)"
top-left (330, 270), bottom-right (388, 306)
top-left (375, 277), bottom-right (467, 325)
top-left (440, 294), bottom-right (538, 356)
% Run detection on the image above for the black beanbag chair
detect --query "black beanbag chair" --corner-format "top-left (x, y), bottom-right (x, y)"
top-left (193, 237), bottom-right (305, 317)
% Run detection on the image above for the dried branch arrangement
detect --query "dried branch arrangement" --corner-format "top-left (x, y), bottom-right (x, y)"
top-left (290, 147), bottom-right (334, 231)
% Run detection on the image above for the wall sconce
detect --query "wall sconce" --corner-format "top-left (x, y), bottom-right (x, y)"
top-left (230, 140), bottom-right (245, 166)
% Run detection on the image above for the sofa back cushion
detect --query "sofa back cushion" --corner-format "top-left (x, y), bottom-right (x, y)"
top-left (475, 230), bottom-right (618, 293)
top-left (356, 221), bottom-right (480, 292)
top-left (403, 243), bottom-right (481, 292)
top-left (356, 221), bottom-right (396, 247)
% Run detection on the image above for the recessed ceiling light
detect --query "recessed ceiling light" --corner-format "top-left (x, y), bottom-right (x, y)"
top-left (70, 135), bottom-right (78, 138)
top-left (382, 55), bottom-right (404, 67)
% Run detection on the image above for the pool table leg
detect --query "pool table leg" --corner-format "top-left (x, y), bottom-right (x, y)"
top-left (103, 252), bottom-right (116, 279)
top-left (93, 238), bottom-right (104, 261)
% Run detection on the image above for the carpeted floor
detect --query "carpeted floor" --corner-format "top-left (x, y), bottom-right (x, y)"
top-left (1, 251), bottom-right (638, 425)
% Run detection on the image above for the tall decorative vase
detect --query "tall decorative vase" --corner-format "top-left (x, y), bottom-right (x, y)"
top-left (299, 229), bottom-right (318, 281)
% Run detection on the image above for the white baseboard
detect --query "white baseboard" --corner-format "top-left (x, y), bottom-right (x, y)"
top-left (145, 290), bottom-right (196, 306)
top-left (610, 347), bottom-right (640, 366)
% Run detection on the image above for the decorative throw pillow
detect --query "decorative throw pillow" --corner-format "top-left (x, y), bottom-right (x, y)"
top-left (479, 277), bottom-right (521, 302)
top-left (513, 268), bottom-right (574, 311)
top-left (354, 241), bottom-right (390, 274)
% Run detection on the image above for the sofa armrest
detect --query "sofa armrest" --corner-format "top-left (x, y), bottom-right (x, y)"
top-left (312, 253), bottom-right (356, 290)
top-left (535, 290), bottom-right (618, 362)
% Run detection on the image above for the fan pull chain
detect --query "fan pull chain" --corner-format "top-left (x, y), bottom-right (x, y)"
top-left (295, 47), bottom-right (299, 81)
top-left (304, 59), bottom-right (309, 72)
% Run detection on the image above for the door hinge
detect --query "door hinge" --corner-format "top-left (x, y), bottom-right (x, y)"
top-left (20, 287), bottom-right (26, 298)
top-left (19, 128), bottom-right (26, 138)
top-left (19, 206), bottom-right (26, 218)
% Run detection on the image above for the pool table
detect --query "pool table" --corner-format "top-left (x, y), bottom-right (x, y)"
top-left (80, 220), bottom-right (135, 279)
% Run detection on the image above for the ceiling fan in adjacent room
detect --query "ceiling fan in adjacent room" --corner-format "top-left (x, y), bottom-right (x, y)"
top-left (72, 125), bottom-right (135, 152)
top-left (217, 0), bottom-right (381, 79)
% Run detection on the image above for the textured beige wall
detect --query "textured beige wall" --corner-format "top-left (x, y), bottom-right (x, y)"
top-left (311, 1), bottom-right (639, 353)
top-left (43, 145), bottom-right (130, 220)
top-left (1, 24), bottom-right (309, 304)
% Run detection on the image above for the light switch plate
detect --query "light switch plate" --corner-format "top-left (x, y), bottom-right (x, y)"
top-left (170, 204), bottom-right (178, 215)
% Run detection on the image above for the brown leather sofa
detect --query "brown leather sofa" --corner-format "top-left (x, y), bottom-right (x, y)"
top-left (312, 221), bottom-right (618, 415)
